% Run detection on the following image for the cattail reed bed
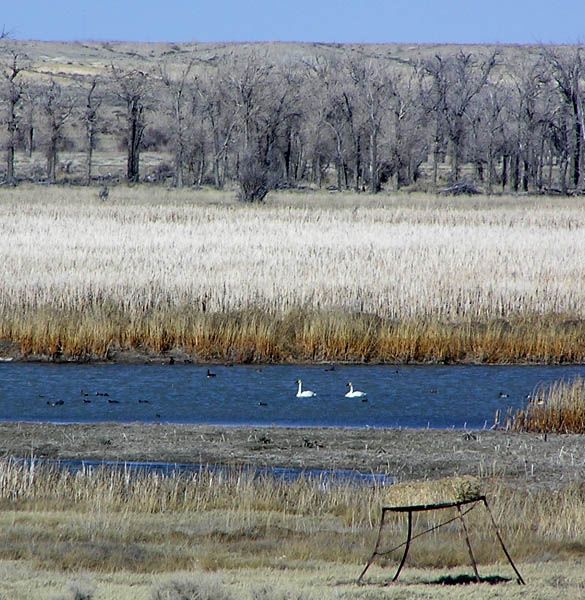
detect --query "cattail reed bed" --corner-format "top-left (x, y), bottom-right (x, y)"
top-left (510, 377), bottom-right (585, 433)
top-left (2, 186), bottom-right (585, 363)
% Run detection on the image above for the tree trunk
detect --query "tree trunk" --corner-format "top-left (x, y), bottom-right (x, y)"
top-left (6, 146), bottom-right (15, 185)
top-left (47, 142), bottom-right (57, 183)
top-left (174, 148), bottom-right (184, 187)
top-left (450, 135), bottom-right (461, 182)
top-left (354, 134), bottom-right (361, 193)
top-left (511, 153), bottom-right (520, 192)
top-left (369, 131), bottom-right (378, 193)
top-left (27, 125), bottom-right (34, 158)
top-left (6, 104), bottom-right (16, 184)
top-left (316, 155), bottom-right (322, 188)
top-left (522, 159), bottom-right (529, 192)
top-left (547, 145), bottom-right (554, 190)
top-left (86, 121), bottom-right (96, 185)
top-left (572, 98), bottom-right (582, 189)
top-left (501, 154), bottom-right (508, 192)
top-left (86, 141), bottom-right (93, 185)
top-left (127, 102), bottom-right (144, 184)
top-left (432, 140), bottom-right (440, 188)
top-left (559, 156), bottom-right (568, 194)
top-left (486, 146), bottom-right (494, 194)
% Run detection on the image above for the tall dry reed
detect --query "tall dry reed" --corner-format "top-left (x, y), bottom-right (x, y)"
top-left (2, 187), bottom-right (585, 362)
top-left (510, 377), bottom-right (585, 433)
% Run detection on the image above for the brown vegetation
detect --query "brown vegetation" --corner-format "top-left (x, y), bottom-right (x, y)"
top-left (5, 307), bottom-right (585, 364)
top-left (2, 188), bottom-right (585, 365)
top-left (0, 458), bottom-right (584, 574)
top-left (510, 377), bottom-right (585, 433)
top-left (1, 424), bottom-right (584, 597)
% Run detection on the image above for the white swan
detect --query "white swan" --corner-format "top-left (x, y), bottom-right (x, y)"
top-left (296, 379), bottom-right (316, 398)
top-left (345, 382), bottom-right (367, 399)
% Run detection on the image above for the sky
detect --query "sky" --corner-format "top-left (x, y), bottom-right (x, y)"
top-left (2, 1), bottom-right (584, 46)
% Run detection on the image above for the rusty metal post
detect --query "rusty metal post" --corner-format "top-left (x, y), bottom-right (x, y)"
top-left (391, 509), bottom-right (413, 583)
top-left (357, 507), bottom-right (389, 583)
top-left (457, 504), bottom-right (481, 582)
top-left (481, 497), bottom-right (526, 585)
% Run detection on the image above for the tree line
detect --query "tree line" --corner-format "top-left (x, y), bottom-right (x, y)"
top-left (2, 42), bottom-right (585, 199)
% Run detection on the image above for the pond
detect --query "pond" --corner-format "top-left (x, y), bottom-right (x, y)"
top-left (1, 362), bottom-right (583, 429)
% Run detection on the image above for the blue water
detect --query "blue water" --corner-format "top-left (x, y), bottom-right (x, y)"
top-left (1, 362), bottom-right (584, 429)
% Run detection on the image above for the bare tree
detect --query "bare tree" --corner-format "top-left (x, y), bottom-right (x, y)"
top-left (226, 52), bottom-right (298, 201)
top-left (541, 47), bottom-right (585, 191)
top-left (300, 57), bottom-right (334, 188)
top-left (467, 82), bottom-right (507, 193)
top-left (0, 48), bottom-right (28, 184)
top-left (316, 56), bottom-right (351, 191)
top-left (198, 69), bottom-right (241, 189)
top-left (318, 56), bottom-right (366, 192)
top-left (422, 51), bottom-right (497, 184)
top-left (347, 57), bottom-right (391, 193)
top-left (111, 66), bottom-right (149, 183)
top-left (387, 69), bottom-right (428, 190)
top-left (80, 77), bottom-right (102, 185)
top-left (40, 79), bottom-right (74, 183)
top-left (160, 58), bottom-right (196, 187)
top-left (506, 57), bottom-right (552, 192)
top-left (21, 86), bottom-right (38, 158)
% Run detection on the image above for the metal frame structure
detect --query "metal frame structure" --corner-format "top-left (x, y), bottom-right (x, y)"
top-left (357, 495), bottom-right (525, 585)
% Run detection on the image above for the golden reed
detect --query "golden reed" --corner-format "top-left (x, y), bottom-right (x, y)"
top-left (510, 377), bottom-right (585, 433)
top-left (2, 306), bottom-right (585, 363)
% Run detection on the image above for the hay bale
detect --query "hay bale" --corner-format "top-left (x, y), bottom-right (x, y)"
top-left (385, 476), bottom-right (482, 507)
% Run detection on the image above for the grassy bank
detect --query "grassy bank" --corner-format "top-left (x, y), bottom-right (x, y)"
top-left (0, 459), bottom-right (584, 598)
top-left (2, 186), bottom-right (585, 363)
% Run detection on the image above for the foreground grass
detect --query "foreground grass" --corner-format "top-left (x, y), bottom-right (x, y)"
top-left (3, 560), bottom-right (585, 600)
top-left (0, 460), bottom-right (584, 598)
top-left (2, 187), bottom-right (585, 363)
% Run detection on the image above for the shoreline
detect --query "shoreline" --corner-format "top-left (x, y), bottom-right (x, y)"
top-left (2, 347), bottom-right (585, 366)
top-left (1, 422), bottom-right (583, 490)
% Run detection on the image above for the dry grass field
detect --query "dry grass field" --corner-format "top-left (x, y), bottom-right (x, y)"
top-left (1, 185), bottom-right (585, 363)
top-left (4, 560), bottom-right (585, 600)
top-left (0, 457), bottom-right (584, 599)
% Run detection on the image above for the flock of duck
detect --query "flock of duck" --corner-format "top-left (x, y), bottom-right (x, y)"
top-left (295, 379), bottom-right (367, 400)
top-left (42, 371), bottom-right (367, 411)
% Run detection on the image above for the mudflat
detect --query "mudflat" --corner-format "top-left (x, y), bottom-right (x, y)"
top-left (0, 422), bottom-right (582, 490)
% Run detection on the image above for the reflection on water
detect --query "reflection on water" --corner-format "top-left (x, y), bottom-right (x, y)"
top-left (1, 362), bottom-right (584, 429)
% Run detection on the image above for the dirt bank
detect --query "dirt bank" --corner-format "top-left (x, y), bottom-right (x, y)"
top-left (0, 423), bottom-right (583, 490)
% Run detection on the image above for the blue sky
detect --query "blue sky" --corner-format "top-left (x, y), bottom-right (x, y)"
top-left (2, 1), bottom-right (584, 45)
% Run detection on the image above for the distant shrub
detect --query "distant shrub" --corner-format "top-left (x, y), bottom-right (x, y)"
top-left (252, 586), bottom-right (315, 600)
top-left (53, 579), bottom-right (95, 600)
top-left (237, 151), bottom-right (270, 203)
top-left (150, 576), bottom-right (234, 600)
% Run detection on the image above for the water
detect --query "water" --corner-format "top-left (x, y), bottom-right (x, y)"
top-left (1, 362), bottom-right (584, 429)
top-left (15, 457), bottom-right (393, 486)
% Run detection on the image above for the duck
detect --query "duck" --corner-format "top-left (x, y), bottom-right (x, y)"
top-left (207, 369), bottom-right (217, 378)
top-left (296, 379), bottom-right (317, 398)
top-left (345, 382), bottom-right (367, 399)
top-left (47, 399), bottom-right (65, 407)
